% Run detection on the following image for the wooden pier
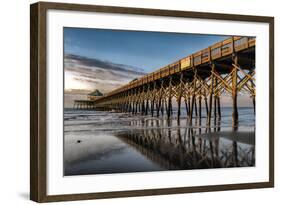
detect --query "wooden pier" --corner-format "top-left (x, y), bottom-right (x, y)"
top-left (92, 36), bottom-right (256, 128)
top-left (73, 100), bottom-right (95, 110)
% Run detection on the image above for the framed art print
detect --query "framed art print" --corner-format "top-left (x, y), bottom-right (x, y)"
top-left (30, 2), bottom-right (274, 202)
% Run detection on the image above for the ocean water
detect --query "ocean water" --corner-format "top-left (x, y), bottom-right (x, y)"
top-left (64, 107), bottom-right (255, 176)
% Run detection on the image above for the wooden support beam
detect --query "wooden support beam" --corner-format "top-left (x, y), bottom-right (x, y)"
top-left (145, 99), bottom-right (149, 115)
top-left (177, 74), bottom-right (184, 121)
top-left (168, 97), bottom-right (172, 119)
top-left (199, 96), bottom-right (202, 119)
top-left (217, 96), bottom-right (221, 119)
top-left (157, 97), bottom-right (161, 117)
top-left (132, 101), bottom-right (135, 114)
top-left (189, 95), bottom-right (194, 122)
top-left (208, 64), bottom-right (215, 127)
top-left (139, 99), bottom-right (142, 113)
top-left (167, 77), bottom-right (173, 119)
top-left (187, 97), bottom-right (191, 120)
top-left (189, 70), bottom-right (197, 123)
top-left (127, 101), bottom-right (130, 113)
top-left (184, 99), bottom-right (189, 118)
top-left (151, 99), bottom-right (155, 117)
top-left (161, 99), bottom-right (164, 116)
top-left (204, 95), bottom-right (208, 117)
top-left (214, 96), bottom-right (217, 127)
top-left (194, 97), bottom-right (198, 117)
top-left (232, 55), bottom-right (239, 129)
top-left (252, 96), bottom-right (256, 114)
top-left (177, 97), bottom-right (181, 121)
top-left (164, 98), bottom-right (168, 117)
top-left (214, 78), bottom-right (218, 126)
top-left (140, 100), bottom-right (143, 114)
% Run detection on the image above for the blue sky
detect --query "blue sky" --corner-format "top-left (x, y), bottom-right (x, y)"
top-left (64, 27), bottom-right (228, 72)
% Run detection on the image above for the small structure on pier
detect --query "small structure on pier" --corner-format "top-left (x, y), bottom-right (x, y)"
top-left (73, 89), bottom-right (103, 109)
top-left (87, 89), bottom-right (103, 100)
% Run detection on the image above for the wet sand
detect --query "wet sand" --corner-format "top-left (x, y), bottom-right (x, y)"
top-left (64, 107), bottom-right (255, 176)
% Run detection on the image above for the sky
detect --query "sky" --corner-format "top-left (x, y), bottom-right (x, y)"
top-left (63, 27), bottom-right (252, 107)
top-left (64, 27), bottom-right (228, 73)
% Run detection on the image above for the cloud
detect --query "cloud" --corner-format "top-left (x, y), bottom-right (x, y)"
top-left (65, 54), bottom-right (145, 75)
top-left (64, 54), bottom-right (146, 91)
top-left (64, 54), bottom-right (146, 107)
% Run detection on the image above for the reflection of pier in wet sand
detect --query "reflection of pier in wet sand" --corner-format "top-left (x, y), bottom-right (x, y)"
top-left (116, 118), bottom-right (255, 170)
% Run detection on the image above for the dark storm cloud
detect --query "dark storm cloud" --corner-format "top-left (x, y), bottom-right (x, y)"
top-left (65, 54), bottom-right (146, 75)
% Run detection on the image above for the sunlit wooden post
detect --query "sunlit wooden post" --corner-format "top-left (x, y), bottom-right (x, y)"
top-left (177, 97), bottom-right (181, 121)
top-left (124, 93), bottom-right (128, 112)
top-left (140, 98), bottom-right (143, 114)
top-left (252, 96), bottom-right (256, 114)
top-left (157, 80), bottom-right (164, 117)
top-left (151, 99), bottom-right (155, 117)
top-left (207, 64), bottom-right (215, 127)
top-left (189, 69), bottom-right (197, 123)
top-left (184, 98), bottom-right (189, 118)
top-left (132, 98), bottom-right (135, 114)
top-left (168, 97), bottom-right (172, 119)
top-left (139, 88), bottom-right (143, 114)
top-left (167, 77), bottom-right (173, 119)
top-left (199, 95), bottom-right (202, 119)
top-left (128, 92), bottom-right (132, 113)
top-left (164, 98), bottom-right (168, 117)
top-left (127, 100), bottom-right (130, 112)
top-left (187, 96), bottom-right (191, 120)
top-left (151, 82), bottom-right (156, 117)
top-left (214, 78), bottom-right (218, 126)
top-left (177, 73), bottom-right (183, 121)
top-left (161, 99), bottom-right (164, 116)
top-left (232, 55), bottom-right (239, 128)
top-left (157, 97), bottom-right (161, 117)
top-left (129, 94), bottom-right (132, 113)
top-left (124, 94), bottom-right (127, 112)
top-left (144, 85), bottom-right (150, 115)
top-left (145, 99), bottom-right (149, 115)
top-left (138, 96), bottom-right (142, 114)
top-left (194, 97), bottom-right (198, 117)
top-left (204, 94), bottom-right (209, 117)
top-left (251, 78), bottom-right (256, 114)
top-left (197, 97), bottom-right (203, 156)
top-left (217, 94), bottom-right (221, 119)
top-left (136, 94), bottom-right (139, 114)
top-left (132, 93), bottom-right (135, 114)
